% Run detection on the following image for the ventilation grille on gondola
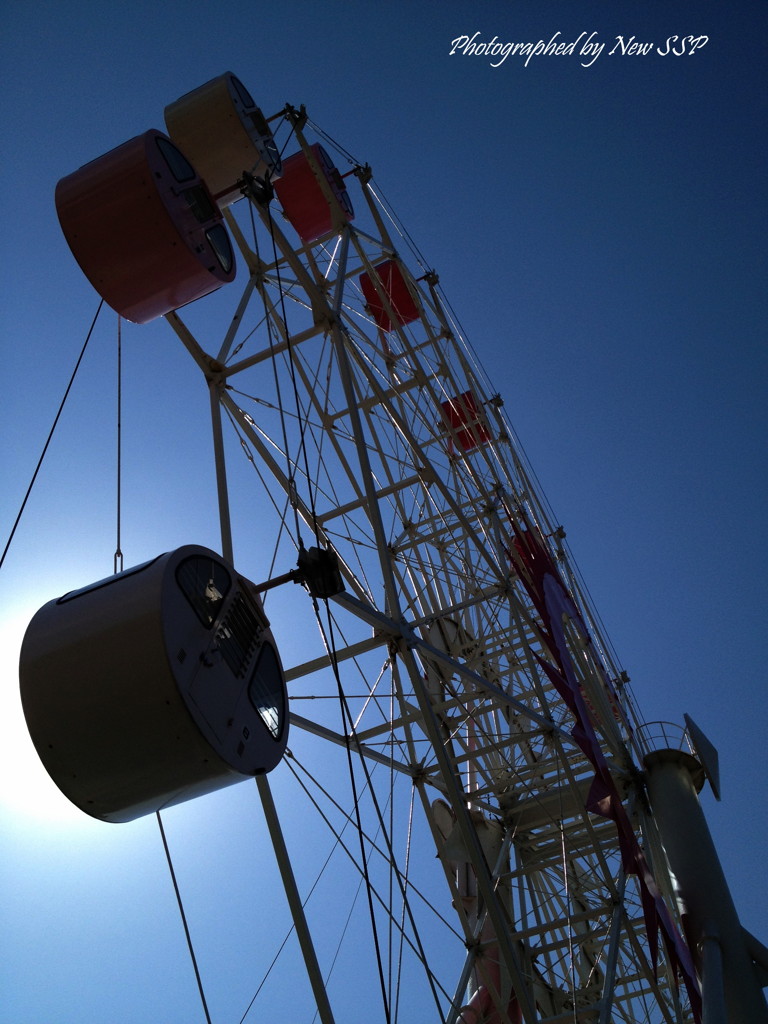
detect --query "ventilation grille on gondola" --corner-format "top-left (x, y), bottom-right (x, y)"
top-left (218, 590), bottom-right (261, 677)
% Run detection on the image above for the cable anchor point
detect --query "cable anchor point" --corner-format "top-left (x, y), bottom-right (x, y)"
top-left (253, 546), bottom-right (345, 600)
top-left (240, 169), bottom-right (274, 206)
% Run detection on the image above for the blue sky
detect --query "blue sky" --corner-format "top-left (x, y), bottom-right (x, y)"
top-left (1, 2), bottom-right (766, 1021)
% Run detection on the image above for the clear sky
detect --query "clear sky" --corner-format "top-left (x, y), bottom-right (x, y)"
top-left (1, 2), bottom-right (766, 1022)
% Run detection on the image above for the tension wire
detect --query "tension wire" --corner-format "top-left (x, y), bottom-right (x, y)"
top-left (156, 811), bottom-right (213, 1024)
top-left (0, 299), bottom-right (104, 573)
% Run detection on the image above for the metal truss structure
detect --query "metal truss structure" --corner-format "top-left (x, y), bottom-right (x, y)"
top-left (164, 105), bottom-right (703, 1023)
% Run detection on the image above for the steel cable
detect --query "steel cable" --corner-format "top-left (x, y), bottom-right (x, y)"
top-left (156, 811), bottom-right (213, 1024)
top-left (0, 299), bottom-right (104, 572)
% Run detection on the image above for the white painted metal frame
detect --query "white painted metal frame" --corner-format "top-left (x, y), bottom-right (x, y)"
top-left (165, 109), bottom-right (696, 1024)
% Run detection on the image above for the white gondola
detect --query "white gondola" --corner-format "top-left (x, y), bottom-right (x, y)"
top-left (19, 545), bottom-right (288, 823)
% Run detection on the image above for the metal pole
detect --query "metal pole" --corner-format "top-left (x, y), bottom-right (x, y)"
top-left (644, 748), bottom-right (768, 1024)
top-left (208, 378), bottom-right (234, 563)
top-left (256, 775), bottom-right (336, 1024)
top-left (326, 231), bottom-right (536, 1024)
top-left (598, 869), bottom-right (626, 1024)
top-left (206, 372), bottom-right (334, 1021)
top-left (700, 926), bottom-right (727, 1024)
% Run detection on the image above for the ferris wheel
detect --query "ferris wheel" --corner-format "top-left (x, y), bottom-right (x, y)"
top-left (18, 73), bottom-right (768, 1024)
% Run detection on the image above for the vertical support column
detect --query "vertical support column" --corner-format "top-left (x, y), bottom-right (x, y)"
top-left (325, 246), bottom-right (536, 1021)
top-left (209, 377), bottom-right (234, 563)
top-left (644, 748), bottom-right (768, 1024)
top-left (257, 776), bottom-right (336, 1024)
top-left (206, 366), bottom-right (334, 1021)
top-left (699, 927), bottom-right (727, 1024)
top-left (598, 869), bottom-right (626, 1024)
